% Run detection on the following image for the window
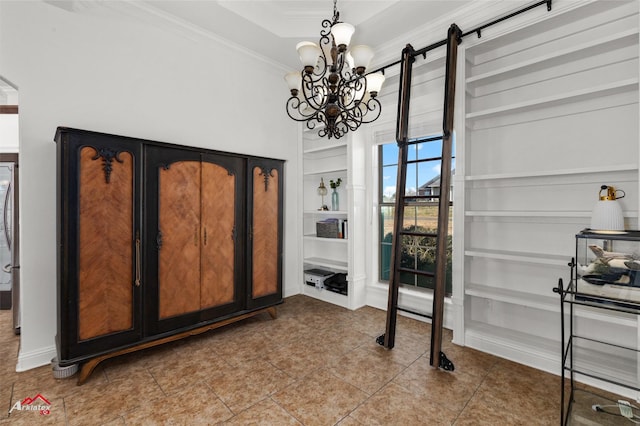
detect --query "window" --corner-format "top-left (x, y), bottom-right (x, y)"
top-left (378, 135), bottom-right (454, 294)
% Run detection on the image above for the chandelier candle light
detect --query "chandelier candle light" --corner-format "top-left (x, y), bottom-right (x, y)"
top-left (284, 0), bottom-right (385, 139)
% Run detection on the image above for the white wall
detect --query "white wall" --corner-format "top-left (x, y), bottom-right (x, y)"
top-left (0, 115), bottom-right (19, 152)
top-left (0, 1), bottom-right (300, 371)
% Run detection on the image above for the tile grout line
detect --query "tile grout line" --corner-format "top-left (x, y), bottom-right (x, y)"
top-left (450, 358), bottom-right (501, 425)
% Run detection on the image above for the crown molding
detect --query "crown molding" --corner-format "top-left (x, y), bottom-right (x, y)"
top-left (369, 0), bottom-right (592, 78)
top-left (101, 1), bottom-right (291, 74)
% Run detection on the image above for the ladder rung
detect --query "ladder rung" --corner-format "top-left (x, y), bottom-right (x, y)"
top-left (397, 306), bottom-right (433, 319)
top-left (398, 230), bottom-right (438, 238)
top-left (397, 267), bottom-right (435, 278)
top-left (406, 135), bottom-right (443, 144)
top-left (401, 194), bottom-right (440, 200)
top-left (406, 157), bottom-right (442, 165)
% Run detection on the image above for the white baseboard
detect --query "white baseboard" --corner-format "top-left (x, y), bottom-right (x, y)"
top-left (365, 282), bottom-right (455, 329)
top-left (465, 326), bottom-right (640, 401)
top-left (16, 345), bottom-right (57, 372)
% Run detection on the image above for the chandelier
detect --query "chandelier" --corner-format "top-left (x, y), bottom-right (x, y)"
top-left (284, 0), bottom-right (385, 139)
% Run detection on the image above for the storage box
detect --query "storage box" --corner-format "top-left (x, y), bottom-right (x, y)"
top-left (316, 219), bottom-right (340, 238)
top-left (575, 229), bottom-right (640, 304)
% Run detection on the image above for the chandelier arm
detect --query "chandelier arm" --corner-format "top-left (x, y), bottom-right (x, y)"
top-left (313, 54), bottom-right (330, 79)
top-left (339, 109), bottom-right (363, 132)
top-left (360, 98), bottom-right (383, 123)
top-left (335, 76), bottom-right (367, 111)
top-left (300, 74), bottom-right (328, 110)
top-left (286, 96), bottom-right (323, 122)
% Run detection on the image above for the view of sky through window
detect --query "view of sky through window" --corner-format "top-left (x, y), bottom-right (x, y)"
top-left (380, 138), bottom-right (456, 201)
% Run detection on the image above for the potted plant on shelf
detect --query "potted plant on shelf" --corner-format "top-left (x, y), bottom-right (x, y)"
top-left (330, 178), bottom-right (342, 211)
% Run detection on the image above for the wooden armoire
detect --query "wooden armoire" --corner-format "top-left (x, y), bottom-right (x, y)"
top-left (55, 127), bottom-right (283, 383)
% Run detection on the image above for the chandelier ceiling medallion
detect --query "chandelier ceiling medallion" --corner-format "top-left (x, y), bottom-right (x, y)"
top-left (284, 0), bottom-right (385, 139)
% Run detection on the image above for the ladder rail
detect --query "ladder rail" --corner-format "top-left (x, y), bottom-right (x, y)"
top-left (379, 26), bottom-right (460, 373)
top-left (383, 44), bottom-right (415, 350)
top-left (429, 23), bottom-right (460, 370)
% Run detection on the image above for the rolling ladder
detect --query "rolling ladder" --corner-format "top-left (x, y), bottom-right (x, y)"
top-left (369, 0), bottom-right (553, 373)
top-left (376, 24), bottom-right (460, 371)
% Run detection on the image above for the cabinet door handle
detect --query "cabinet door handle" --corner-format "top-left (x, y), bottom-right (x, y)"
top-left (204, 227), bottom-right (207, 246)
top-left (135, 231), bottom-right (141, 287)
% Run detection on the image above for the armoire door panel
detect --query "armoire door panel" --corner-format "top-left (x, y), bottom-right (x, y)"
top-left (78, 147), bottom-right (134, 340)
top-left (200, 162), bottom-right (236, 308)
top-left (251, 166), bottom-right (280, 298)
top-left (158, 160), bottom-right (202, 319)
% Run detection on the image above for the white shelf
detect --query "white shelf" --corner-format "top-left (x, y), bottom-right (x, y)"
top-left (303, 166), bottom-right (347, 176)
top-left (303, 257), bottom-right (348, 271)
top-left (303, 235), bottom-right (348, 243)
top-left (303, 141), bottom-right (347, 155)
top-left (465, 78), bottom-right (639, 120)
top-left (303, 284), bottom-right (349, 308)
top-left (466, 210), bottom-right (639, 219)
top-left (465, 284), bottom-right (557, 312)
top-left (464, 248), bottom-right (568, 266)
top-left (466, 29), bottom-right (638, 87)
top-left (466, 210), bottom-right (589, 218)
top-left (304, 210), bottom-right (348, 215)
top-left (464, 163), bottom-right (638, 182)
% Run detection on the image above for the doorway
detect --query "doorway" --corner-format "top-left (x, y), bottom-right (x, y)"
top-left (0, 77), bottom-right (20, 335)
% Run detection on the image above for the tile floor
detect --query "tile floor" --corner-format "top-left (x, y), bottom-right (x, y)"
top-left (0, 295), bottom-right (618, 425)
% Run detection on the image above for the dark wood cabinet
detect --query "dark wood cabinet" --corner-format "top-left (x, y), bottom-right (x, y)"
top-left (55, 128), bottom-right (283, 383)
top-left (247, 159), bottom-right (283, 310)
top-left (143, 146), bottom-right (246, 335)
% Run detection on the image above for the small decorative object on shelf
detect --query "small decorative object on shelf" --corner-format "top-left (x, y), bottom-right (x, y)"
top-left (317, 178), bottom-right (328, 211)
top-left (330, 178), bottom-right (342, 211)
top-left (590, 185), bottom-right (625, 251)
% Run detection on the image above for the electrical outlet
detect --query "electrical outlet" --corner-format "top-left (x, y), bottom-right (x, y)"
top-left (618, 400), bottom-right (633, 419)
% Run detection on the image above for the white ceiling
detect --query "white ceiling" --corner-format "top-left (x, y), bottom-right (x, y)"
top-left (2, 1), bottom-right (477, 104)
top-left (139, 0), bottom-right (472, 69)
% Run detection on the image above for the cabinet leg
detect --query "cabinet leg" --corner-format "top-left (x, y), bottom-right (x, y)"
top-left (267, 307), bottom-right (277, 319)
top-left (77, 358), bottom-right (102, 385)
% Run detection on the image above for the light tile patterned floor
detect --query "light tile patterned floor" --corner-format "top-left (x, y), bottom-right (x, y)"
top-left (0, 295), bottom-right (579, 425)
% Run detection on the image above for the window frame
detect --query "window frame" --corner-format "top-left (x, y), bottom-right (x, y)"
top-left (377, 135), bottom-right (454, 294)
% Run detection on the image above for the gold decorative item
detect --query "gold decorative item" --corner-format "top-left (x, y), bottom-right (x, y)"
top-left (318, 178), bottom-right (328, 210)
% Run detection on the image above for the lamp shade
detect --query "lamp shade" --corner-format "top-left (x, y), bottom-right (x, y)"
top-left (591, 185), bottom-right (625, 231)
top-left (591, 200), bottom-right (624, 230)
top-left (284, 72), bottom-right (301, 92)
top-left (331, 22), bottom-right (355, 49)
top-left (366, 72), bottom-right (385, 96)
top-left (297, 41), bottom-right (322, 69)
top-left (349, 45), bottom-right (374, 74)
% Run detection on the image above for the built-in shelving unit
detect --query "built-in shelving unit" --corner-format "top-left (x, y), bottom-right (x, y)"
top-left (300, 131), bottom-right (353, 309)
top-left (459, 0), bottom-right (639, 383)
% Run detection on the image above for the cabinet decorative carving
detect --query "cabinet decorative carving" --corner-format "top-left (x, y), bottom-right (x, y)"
top-left (55, 128), bottom-right (283, 384)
